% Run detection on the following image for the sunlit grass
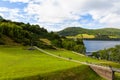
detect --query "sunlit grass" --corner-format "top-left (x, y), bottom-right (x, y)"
top-left (45, 49), bottom-right (120, 68)
top-left (0, 46), bottom-right (80, 79)
top-left (67, 34), bottom-right (95, 39)
top-left (0, 46), bottom-right (104, 80)
top-left (77, 34), bottom-right (95, 38)
top-left (45, 49), bottom-right (120, 79)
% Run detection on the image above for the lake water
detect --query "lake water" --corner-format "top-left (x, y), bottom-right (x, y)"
top-left (83, 40), bottom-right (120, 53)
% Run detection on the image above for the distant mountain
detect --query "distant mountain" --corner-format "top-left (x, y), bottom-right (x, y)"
top-left (58, 27), bottom-right (89, 36)
top-left (58, 27), bottom-right (120, 37)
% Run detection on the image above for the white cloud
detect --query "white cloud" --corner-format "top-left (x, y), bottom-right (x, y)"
top-left (24, 0), bottom-right (120, 30)
top-left (3, 0), bottom-right (30, 3)
top-left (0, 7), bottom-right (21, 21)
top-left (100, 13), bottom-right (120, 26)
top-left (1, 0), bottom-right (120, 31)
top-left (24, 0), bottom-right (83, 23)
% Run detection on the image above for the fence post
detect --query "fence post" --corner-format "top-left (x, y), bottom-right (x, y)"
top-left (109, 66), bottom-right (115, 80)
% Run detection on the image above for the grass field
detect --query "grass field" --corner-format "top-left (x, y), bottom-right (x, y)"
top-left (45, 49), bottom-right (120, 79)
top-left (0, 46), bottom-right (104, 80)
top-left (77, 34), bottom-right (95, 38)
top-left (67, 34), bottom-right (95, 39)
top-left (67, 34), bottom-right (120, 39)
top-left (45, 49), bottom-right (120, 68)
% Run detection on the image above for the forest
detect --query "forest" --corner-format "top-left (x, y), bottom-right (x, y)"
top-left (0, 16), bottom-right (85, 54)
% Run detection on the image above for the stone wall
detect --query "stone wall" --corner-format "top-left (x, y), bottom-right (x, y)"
top-left (90, 65), bottom-right (114, 80)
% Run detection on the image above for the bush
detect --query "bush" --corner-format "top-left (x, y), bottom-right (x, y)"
top-left (0, 39), bottom-right (5, 45)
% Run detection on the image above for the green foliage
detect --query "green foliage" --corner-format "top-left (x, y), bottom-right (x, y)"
top-left (0, 18), bottom-right (62, 48)
top-left (62, 38), bottom-right (85, 54)
top-left (58, 27), bottom-right (120, 39)
top-left (0, 17), bottom-right (85, 51)
top-left (0, 16), bottom-right (3, 21)
top-left (58, 27), bottom-right (87, 36)
top-left (95, 34), bottom-right (109, 39)
top-left (92, 45), bottom-right (120, 63)
top-left (0, 39), bottom-right (4, 44)
top-left (92, 52), bottom-right (99, 59)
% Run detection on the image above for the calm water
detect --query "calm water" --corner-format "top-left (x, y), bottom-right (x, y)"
top-left (83, 40), bottom-right (120, 53)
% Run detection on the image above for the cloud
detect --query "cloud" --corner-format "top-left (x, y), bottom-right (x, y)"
top-left (24, 0), bottom-right (83, 23)
top-left (0, 7), bottom-right (25, 22)
top-left (3, 0), bottom-right (30, 3)
top-left (24, 0), bottom-right (120, 30)
top-left (1, 0), bottom-right (120, 31)
top-left (100, 13), bottom-right (120, 27)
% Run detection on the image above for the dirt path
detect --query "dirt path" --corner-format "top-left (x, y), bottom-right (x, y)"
top-left (34, 46), bottom-right (87, 65)
top-left (34, 46), bottom-right (120, 71)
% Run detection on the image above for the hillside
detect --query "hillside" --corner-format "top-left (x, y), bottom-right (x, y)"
top-left (0, 17), bottom-right (64, 49)
top-left (0, 17), bottom-right (85, 54)
top-left (0, 46), bottom-right (104, 80)
top-left (58, 27), bottom-right (120, 39)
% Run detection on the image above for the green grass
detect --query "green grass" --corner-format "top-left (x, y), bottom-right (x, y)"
top-left (45, 49), bottom-right (120, 79)
top-left (67, 34), bottom-right (95, 39)
top-left (45, 49), bottom-right (120, 68)
top-left (40, 38), bottom-right (51, 45)
top-left (67, 34), bottom-right (120, 39)
top-left (115, 72), bottom-right (120, 80)
top-left (0, 46), bottom-right (104, 80)
top-left (77, 34), bottom-right (95, 38)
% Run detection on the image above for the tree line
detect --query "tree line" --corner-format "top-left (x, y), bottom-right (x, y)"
top-left (92, 45), bottom-right (120, 63)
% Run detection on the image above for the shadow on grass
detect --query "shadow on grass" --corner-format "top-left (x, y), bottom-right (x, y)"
top-left (115, 72), bottom-right (120, 80)
top-left (7, 65), bottom-right (104, 80)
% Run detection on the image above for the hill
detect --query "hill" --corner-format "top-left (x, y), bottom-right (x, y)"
top-left (0, 17), bottom-right (64, 49)
top-left (58, 27), bottom-right (120, 39)
top-left (0, 46), bottom-right (104, 80)
top-left (0, 17), bottom-right (85, 54)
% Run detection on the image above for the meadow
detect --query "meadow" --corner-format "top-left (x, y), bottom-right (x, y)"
top-left (45, 49), bottom-right (120, 68)
top-left (0, 46), bottom-right (103, 80)
top-left (45, 49), bottom-right (120, 79)
top-left (66, 33), bottom-right (119, 39)
top-left (67, 34), bottom-right (95, 39)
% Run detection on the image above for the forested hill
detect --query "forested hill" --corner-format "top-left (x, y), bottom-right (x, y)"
top-left (0, 16), bottom-right (62, 48)
top-left (57, 27), bottom-right (120, 39)
top-left (0, 16), bottom-right (85, 54)
top-left (58, 27), bottom-right (88, 36)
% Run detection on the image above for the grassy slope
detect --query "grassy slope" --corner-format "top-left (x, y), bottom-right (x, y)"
top-left (67, 34), bottom-right (117, 39)
top-left (45, 49), bottom-right (120, 79)
top-left (67, 34), bottom-right (95, 39)
top-left (0, 46), bottom-right (103, 80)
top-left (0, 35), bottom-right (20, 45)
top-left (45, 49), bottom-right (120, 68)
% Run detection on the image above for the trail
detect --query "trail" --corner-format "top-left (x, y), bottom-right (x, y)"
top-left (34, 46), bottom-right (120, 73)
top-left (34, 46), bottom-right (87, 65)
top-left (34, 46), bottom-right (112, 69)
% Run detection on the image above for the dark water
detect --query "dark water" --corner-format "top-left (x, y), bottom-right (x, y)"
top-left (83, 40), bottom-right (120, 53)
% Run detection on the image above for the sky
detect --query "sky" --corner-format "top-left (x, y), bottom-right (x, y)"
top-left (0, 0), bottom-right (120, 31)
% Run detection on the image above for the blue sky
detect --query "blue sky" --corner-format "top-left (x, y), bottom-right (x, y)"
top-left (0, 0), bottom-right (120, 31)
top-left (0, 1), bottom-right (27, 9)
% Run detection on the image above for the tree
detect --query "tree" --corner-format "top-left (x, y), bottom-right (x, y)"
top-left (93, 45), bottom-right (120, 63)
